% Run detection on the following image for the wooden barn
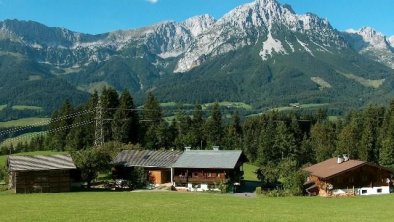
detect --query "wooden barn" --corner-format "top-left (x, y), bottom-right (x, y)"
top-left (303, 156), bottom-right (393, 196)
top-left (112, 150), bottom-right (182, 185)
top-left (7, 154), bottom-right (77, 193)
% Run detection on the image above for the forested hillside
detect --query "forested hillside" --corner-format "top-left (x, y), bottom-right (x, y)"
top-left (1, 88), bottom-right (393, 194)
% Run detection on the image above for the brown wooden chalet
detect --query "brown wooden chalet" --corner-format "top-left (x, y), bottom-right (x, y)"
top-left (172, 148), bottom-right (246, 191)
top-left (303, 156), bottom-right (393, 196)
top-left (7, 154), bottom-right (77, 193)
top-left (111, 150), bottom-right (182, 185)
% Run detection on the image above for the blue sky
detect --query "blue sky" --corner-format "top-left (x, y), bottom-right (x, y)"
top-left (0, 0), bottom-right (393, 36)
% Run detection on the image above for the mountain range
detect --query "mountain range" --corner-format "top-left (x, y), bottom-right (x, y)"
top-left (0, 0), bottom-right (394, 114)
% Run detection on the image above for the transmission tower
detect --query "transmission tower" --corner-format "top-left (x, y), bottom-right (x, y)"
top-left (94, 98), bottom-right (104, 146)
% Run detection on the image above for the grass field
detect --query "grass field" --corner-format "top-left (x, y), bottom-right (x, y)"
top-left (202, 102), bottom-right (253, 110)
top-left (0, 117), bottom-right (50, 128)
top-left (11, 105), bottom-right (43, 111)
top-left (0, 191), bottom-right (393, 222)
top-left (0, 105), bottom-right (6, 111)
top-left (0, 131), bottom-right (47, 147)
top-left (243, 163), bottom-right (259, 181)
top-left (158, 101), bottom-right (253, 110)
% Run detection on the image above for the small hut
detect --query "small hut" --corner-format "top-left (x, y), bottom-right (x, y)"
top-left (7, 154), bottom-right (77, 193)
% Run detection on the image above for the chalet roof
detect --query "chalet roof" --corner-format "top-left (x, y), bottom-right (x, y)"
top-left (112, 150), bottom-right (182, 168)
top-left (172, 150), bottom-right (243, 169)
top-left (304, 157), bottom-right (368, 179)
top-left (7, 154), bottom-right (77, 172)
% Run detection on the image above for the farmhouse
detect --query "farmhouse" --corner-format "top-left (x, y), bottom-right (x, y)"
top-left (112, 150), bottom-right (182, 184)
top-left (303, 155), bottom-right (393, 196)
top-left (172, 147), bottom-right (246, 191)
top-left (7, 154), bottom-right (77, 193)
top-left (112, 148), bottom-right (246, 191)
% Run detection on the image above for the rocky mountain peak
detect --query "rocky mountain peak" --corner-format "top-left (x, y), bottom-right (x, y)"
top-left (344, 27), bottom-right (394, 69)
top-left (389, 36), bottom-right (394, 48)
top-left (346, 27), bottom-right (390, 50)
top-left (182, 14), bottom-right (216, 37)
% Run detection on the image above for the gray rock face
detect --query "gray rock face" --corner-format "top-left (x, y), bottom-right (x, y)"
top-left (344, 27), bottom-right (394, 69)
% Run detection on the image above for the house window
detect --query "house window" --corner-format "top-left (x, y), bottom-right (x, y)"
top-left (362, 175), bottom-right (368, 182)
top-left (207, 173), bottom-right (216, 178)
top-left (193, 172), bottom-right (198, 177)
top-left (349, 177), bottom-right (354, 183)
top-left (361, 190), bottom-right (367, 194)
top-left (377, 188), bottom-right (382, 193)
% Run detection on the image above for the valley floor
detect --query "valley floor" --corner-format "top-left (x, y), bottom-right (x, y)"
top-left (0, 191), bottom-right (393, 222)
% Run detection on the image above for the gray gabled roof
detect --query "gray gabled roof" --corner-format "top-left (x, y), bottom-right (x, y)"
top-left (7, 154), bottom-right (77, 172)
top-left (172, 150), bottom-right (243, 169)
top-left (112, 150), bottom-right (182, 168)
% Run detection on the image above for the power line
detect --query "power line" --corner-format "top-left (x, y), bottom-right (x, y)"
top-left (0, 109), bottom-right (94, 137)
top-left (4, 119), bottom-right (95, 149)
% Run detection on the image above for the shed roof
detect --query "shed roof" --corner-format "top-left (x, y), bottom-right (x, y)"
top-left (303, 157), bottom-right (368, 179)
top-left (172, 150), bottom-right (243, 169)
top-left (7, 154), bottom-right (77, 172)
top-left (112, 150), bottom-right (182, 168)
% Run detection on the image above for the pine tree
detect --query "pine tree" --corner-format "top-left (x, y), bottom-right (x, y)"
top-left (100, 87), bottom-right (119, 142)
top-left (174, 110), bottom-right (193, 149)
top-left (47, 100), bottom-right (74, 151)
top-left (143, 92), bottom-right (162, 125)
top-left (359, 106), bottom-right (382, 163)
top-left (204, 103), bottom-right (222, 148)
top-left (257, 117), bottom-right (276, 165)
top-left (65, 91), bottom-right (99, 150)
top-left (191, 104), bottom-right (205, 149)
top-left (310, 121), bottom-right (337, 162)
top-left (112, 90), bottom-right (140, 144)
top-left (379, 103), bottom-right (394, 167)
top-left (336, 114), bottom-right (362, 159)
top-left (274, 121), bottom-right (297, 160)
top-left (222, 112), bottom-right (243, 150)
top-left (142, 92), bottom-right (163, 149)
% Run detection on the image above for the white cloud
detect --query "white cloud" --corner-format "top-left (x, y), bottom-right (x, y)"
top-left (146, 0), bottom-right (159, 4)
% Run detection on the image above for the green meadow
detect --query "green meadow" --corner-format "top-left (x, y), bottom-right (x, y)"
top-left (0, 117), bottom-right (50, 128)
top-left (0, 191), bottom-right (393, 222)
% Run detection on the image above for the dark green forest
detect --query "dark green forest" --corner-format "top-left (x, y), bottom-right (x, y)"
top-left (1, 88), bottom-right (394, 194)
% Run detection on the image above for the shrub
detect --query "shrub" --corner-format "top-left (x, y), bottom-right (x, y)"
top-left (255, 187), bottom-right (262, 195)
top-left (71, 147), bottom-right (112, 188)
top-left (130, 167), bottom-right (148, 189)
top-left (0, 166), bottom-right (7, 183)
top-left (218, 181), bottom-right (228, 193)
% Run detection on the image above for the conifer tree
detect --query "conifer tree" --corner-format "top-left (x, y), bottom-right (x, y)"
top-left (47, 100), bottom-right (74, 151)
top-left (310, 121), bottom-right (336, 162)
top-left (222, 112), bottom-right (243, 150)
top-left (100, 87), bottom-right (119, 142)
top-left (203, 103), bottom-right (222, 148)
top-left (142, 92), bottom-right (163, 149)
top-left (112, 90), bottom-right (140, 144)
top-left (191, 104), bottom-right (205, 149)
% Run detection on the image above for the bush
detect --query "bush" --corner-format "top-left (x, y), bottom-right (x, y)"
top-left (218, 181), bottom-right (228, 193)
top-left (131, 167), bottom-right (148, 189)
top-left (0, 166), bottom-right (7, 183)
top-left (0, 184), bottom-right (7, 192)
top-left (255, 187), bottom-right (262, 195)
top-left (71, 147), bottom-right (112, 188)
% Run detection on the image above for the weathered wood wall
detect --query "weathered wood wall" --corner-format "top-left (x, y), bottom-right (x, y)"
top-left (10, 170), bottom-right (72, 193)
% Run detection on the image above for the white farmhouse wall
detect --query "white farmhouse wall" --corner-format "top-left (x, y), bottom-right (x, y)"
top-left (357, 186), bottom-right (390, 195)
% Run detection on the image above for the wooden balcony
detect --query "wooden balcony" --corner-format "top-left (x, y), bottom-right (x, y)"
top-left (174, 176), bottom-right (225, 184)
